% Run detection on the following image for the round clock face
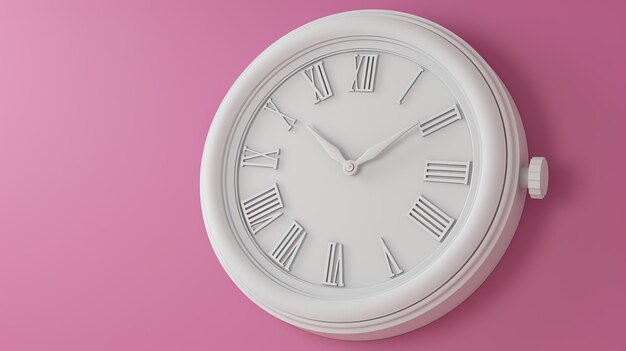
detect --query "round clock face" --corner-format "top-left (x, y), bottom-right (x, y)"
top-left (203, 10), bottom-right (524, 338)
top-left (229, 40), bottom-right (478, 298)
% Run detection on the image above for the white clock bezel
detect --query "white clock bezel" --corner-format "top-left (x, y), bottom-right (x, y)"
top-left (200, 10), bottom-right (529, 340)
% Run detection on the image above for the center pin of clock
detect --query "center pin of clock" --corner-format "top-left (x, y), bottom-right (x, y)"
top-left (343, 161), bottom-right (357, 176)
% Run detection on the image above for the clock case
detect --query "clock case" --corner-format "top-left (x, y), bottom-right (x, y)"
top-left (201, 10), bottom-right (530, 340)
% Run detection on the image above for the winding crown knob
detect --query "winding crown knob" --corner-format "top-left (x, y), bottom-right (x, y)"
top-left (520, 157), bottom-right (549, 199)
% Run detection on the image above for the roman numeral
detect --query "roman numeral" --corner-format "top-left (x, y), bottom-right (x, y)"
top-left (397, 67), bottom-right (424, 104)
top-left (408, 195), bottom-right (455, 242)
top-left (270, 221), bottom-right (307, 271)
top-left (424, 160), bottom-right (471, 185)
top-left (263, 98), bottom-right (297, 131)
top-left (302, 61), bottom-right (333, 103)
top-left (349, 54), bottom-right (379, 92)
top-left (418, 104), bottom-right (462, 136)
top-left (240, 184), bottom-right (284, 234)
top-left (240, 146), bottom-right (280, 169)
top-left (380, 238), bottom-right (403, 278)
top-left (322, 241), bottom-right (344, 287)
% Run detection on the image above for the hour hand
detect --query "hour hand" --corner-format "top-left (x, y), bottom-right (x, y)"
top-left (306, 125), bottom-right (347, 165)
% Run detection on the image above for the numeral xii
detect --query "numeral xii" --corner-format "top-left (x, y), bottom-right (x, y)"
top-left (350, 54), bottom-right (378, 92)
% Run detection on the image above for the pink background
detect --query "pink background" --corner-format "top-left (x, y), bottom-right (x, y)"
top-left (1, 0), bottom-right (625, 350)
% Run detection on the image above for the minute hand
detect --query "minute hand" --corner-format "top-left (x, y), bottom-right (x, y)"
top-left (354, 121), bottom-right (421, 166)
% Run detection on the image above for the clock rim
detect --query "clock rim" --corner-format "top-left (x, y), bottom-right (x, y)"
top-left (200, 10), bottom-right (528, 339)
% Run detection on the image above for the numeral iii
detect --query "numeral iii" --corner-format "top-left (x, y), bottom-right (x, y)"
top-left (322, 241), bottom-right (344, 287)
top-left (302, 61), bottom-right (333, 103)
top-left (408, 195), bottom-right (455, 242)
top-left (418, 105), bottom-right (462, 136)
top-left (350, 54), bottom-right (379, 92)
top-left (241, 184), bottom-right (284, 234)
top-left (424, 160), bottom-right (471, 185)
top-left (240, 146), bottom-right (280, 169)
top-left (270, 221), bottom-right (307, 271)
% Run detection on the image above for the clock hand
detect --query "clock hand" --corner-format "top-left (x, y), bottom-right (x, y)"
top-left (354, 120), bottom-right (421, 167)
top-left (306, 125), bottom-right (348, 166)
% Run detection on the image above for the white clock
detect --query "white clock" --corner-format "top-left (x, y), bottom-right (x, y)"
top-left (200, 10), bottom-right (548, 340)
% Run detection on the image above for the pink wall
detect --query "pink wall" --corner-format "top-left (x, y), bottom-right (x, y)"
top-left (1, 0), bottom-right (625, 350)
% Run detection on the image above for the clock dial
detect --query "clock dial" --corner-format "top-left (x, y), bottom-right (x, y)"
top-left (234, 47), bottom-right (475, 293)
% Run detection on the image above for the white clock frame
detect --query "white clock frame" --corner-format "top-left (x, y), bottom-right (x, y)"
top-left (200, 10), bottom-right (548, 340)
